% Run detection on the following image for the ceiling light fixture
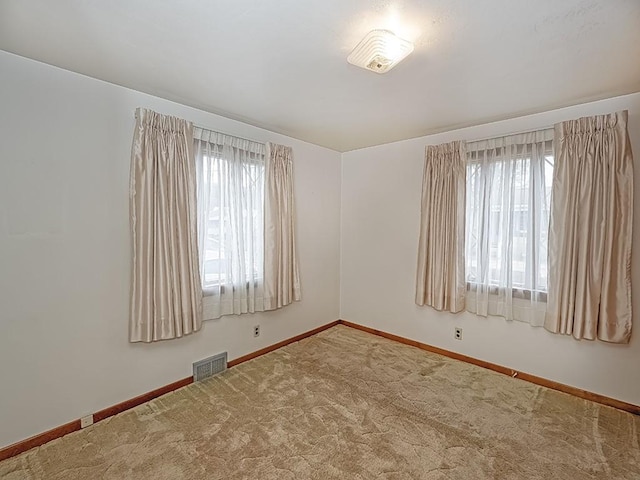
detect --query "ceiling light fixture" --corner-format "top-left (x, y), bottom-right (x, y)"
top-left (347, 29), bottom-right (414, 74)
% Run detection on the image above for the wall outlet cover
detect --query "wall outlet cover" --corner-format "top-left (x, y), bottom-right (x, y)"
top-left (454, 327), bottom-right (463, 340)
top-left (80, 414), bottom-right (94, 428)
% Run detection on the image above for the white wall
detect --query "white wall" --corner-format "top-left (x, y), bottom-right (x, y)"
top-left (0, 51), bottom-right (342, 449)
top-left (341, 92), bottom-right (640, 406)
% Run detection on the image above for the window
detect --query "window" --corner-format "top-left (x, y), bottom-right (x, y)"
top-left (194, 129), bottom-right (266, 319)
top-left (198, 151), bottom-right (264, 291)
top-left (465, 130), bottom-right (554, 325)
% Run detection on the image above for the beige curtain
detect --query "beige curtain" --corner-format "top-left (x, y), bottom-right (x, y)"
top-left (416, 141), bottom-right (466, 312)
top-left (544, 110), bottom-right (633, 343)
top-left (264, 143), bottom-right (301, 310)
top-left (129, 108), bottom-right (202, 342)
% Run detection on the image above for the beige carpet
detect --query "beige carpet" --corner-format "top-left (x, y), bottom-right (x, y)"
top-left (1, 325), bottom-right (639, 479)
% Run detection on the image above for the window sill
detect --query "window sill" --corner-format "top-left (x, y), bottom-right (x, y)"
top-left (203, 281), bottom-right (263, 297)
top-left (466, 283), bottom-right (547, 302)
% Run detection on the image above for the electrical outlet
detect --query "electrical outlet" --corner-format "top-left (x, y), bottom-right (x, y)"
top-left (80, 414), bottom-right (94, 429)
top-left (454, 327), bottom-right (463, 340)
top-left (253, 325), bottom-right (260, 337)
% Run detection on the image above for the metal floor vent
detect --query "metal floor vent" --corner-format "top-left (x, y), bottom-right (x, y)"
top-left (193, 352), bottom-right (227, 382)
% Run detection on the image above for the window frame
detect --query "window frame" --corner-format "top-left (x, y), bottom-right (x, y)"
top-left (464, 137), bottom-right (554, 301)
top-left (196, 147), bottom-right (265, 295)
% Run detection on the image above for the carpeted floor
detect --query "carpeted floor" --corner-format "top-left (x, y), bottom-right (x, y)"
top-left (1, 325), bottom-right (639, 479)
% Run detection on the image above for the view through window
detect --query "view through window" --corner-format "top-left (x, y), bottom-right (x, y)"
top-left (198, 150), bottom-right (264, 292)
top-left (465, 139), bottom-right (554, 296)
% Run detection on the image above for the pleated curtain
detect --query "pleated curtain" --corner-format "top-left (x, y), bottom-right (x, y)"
top-left (544, 110), bottom-right (634, 343)
top-left (129, 108), bottom-right (203, 342)
top-left (264, 143), bottom-right (301, 310)
top-left (415, 141), bottom-right (466, 313)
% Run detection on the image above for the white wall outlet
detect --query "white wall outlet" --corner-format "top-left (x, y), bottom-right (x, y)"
top-left (253, 325), bottom-right (260, 337)
top-left (454, 327), bottom-right (463, 340)
top-left (80, 414), bottom-right (94, 428)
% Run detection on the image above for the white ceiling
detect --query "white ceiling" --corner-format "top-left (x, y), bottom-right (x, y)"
top-left (1, 0), bottom-right (639, 152)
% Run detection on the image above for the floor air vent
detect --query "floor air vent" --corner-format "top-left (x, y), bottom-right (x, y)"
top-left (193, 352), bottom-right (227, 382)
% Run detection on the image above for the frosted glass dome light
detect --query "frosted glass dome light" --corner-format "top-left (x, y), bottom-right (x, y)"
top-left (347, 29), bottom-right (414, 74)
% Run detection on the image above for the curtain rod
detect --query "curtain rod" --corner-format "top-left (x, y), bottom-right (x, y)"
top-left (134, 108), bottom-right (266, 146)
top-left (193, 123), bottom-right (266, 147)
top-left (466, 125), bottom-right (553, 145)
